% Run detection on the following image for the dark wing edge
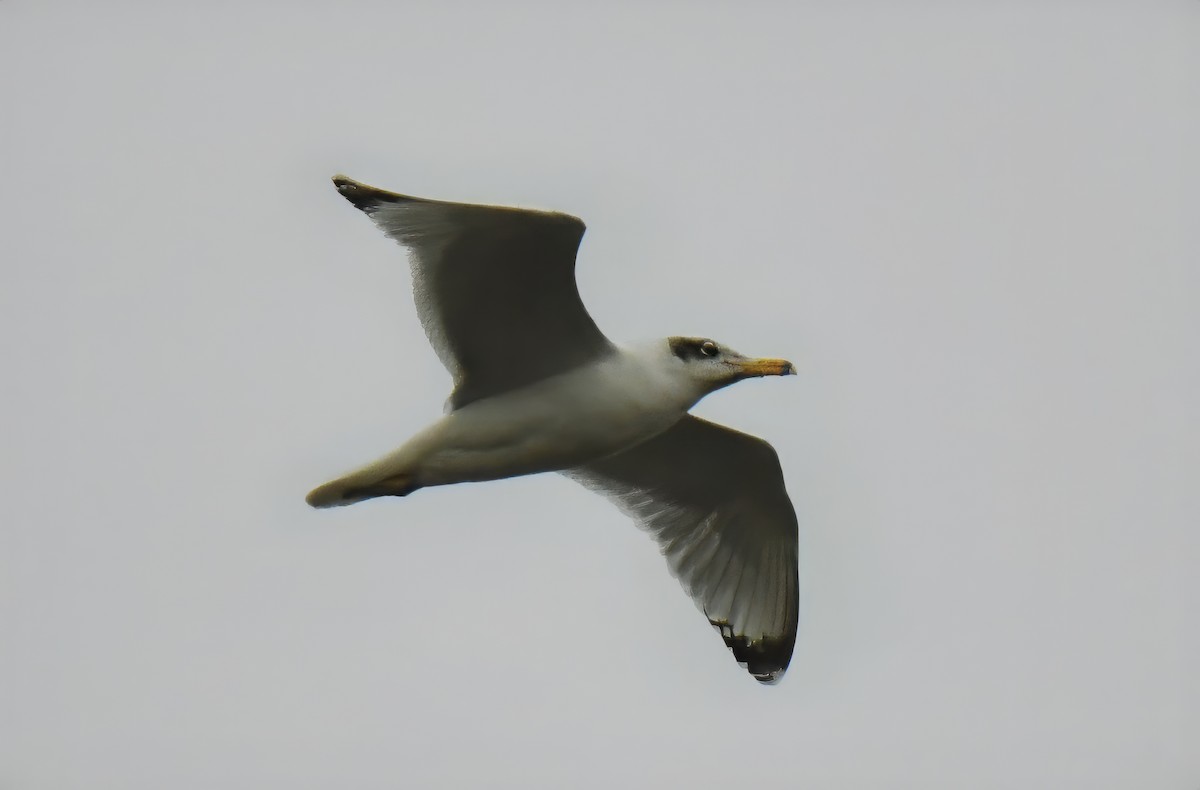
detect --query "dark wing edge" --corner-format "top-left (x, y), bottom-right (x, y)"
top-left (331, 175), bottom-right (615, 409)
top-left (565, 416), bottom-right (799, 683)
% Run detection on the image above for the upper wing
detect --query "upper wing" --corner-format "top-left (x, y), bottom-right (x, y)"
top-left (565, 416), bottom-right (799, 683)
top-left (333, 175), bottom-right (616, 410)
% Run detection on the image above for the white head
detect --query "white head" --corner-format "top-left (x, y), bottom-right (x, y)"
top-left (659, 336), bottom-right (796, 401)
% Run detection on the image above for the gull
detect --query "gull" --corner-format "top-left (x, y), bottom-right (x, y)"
top-left (307, 175), bottom-right (800, 683)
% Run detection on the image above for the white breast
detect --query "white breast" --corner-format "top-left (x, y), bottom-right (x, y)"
top-left (408, 347), bottom-right (696, 488)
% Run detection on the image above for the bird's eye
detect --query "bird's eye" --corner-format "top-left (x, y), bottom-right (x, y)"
top-left (700, 341), bottom-right (719, 357)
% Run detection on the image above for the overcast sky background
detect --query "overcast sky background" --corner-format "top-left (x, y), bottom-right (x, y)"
top-left (3, 2), bottom-right (1198, 788)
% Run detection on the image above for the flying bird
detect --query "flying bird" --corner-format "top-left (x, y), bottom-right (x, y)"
top-left (307, 175), bottom-right (800, 683)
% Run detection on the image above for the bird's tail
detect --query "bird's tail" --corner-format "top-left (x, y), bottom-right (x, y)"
top-left (305, 473), bottom-right (416, 508)
top-left (305, 451), bottom-right (419, 508)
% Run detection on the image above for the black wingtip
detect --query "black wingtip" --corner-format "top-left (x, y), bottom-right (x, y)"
top-left (741, 640), bottom-right (793, 685)
top-left (711, 621), bottom-right (794, 685)
top-left (331, 174), bottom-right (398, 214)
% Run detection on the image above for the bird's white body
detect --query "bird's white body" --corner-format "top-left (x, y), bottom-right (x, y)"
top-left (320, 343), bottom-right (700, 498)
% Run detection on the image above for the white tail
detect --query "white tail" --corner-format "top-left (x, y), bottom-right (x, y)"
top-left (305, 470), bottom-right (417, 508)
top-left (305, 446), bottom-right (419, 508)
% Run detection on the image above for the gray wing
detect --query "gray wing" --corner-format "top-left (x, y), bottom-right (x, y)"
top-left (333, 175), bottom-right (616, 410)
top-left (566, 416), bottom-right (799, 683)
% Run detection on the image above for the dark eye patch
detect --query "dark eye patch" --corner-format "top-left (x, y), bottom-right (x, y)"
top-left (669, 336), bottom-right (721, 361)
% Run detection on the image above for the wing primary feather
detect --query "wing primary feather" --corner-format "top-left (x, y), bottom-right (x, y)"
top-left (564, 416), bottom-right (799, 683)
top-left (330, 174), bottom-right (615, 409)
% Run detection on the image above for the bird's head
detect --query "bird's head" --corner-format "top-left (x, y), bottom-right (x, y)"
top-left (665, 336), bottom-right (796, 398)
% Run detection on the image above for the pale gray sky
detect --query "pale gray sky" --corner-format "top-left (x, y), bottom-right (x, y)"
top-left (2, 2), bottom-right (1198, 788)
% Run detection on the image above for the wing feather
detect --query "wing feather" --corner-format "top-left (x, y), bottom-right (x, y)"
top-left (332, 175), bottom-right (615, 409)
top-left (566, 416), bottom-right (799, 683)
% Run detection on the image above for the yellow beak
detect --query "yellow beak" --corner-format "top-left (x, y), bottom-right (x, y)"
top-left (734, 357), bottom-right (796, 378)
